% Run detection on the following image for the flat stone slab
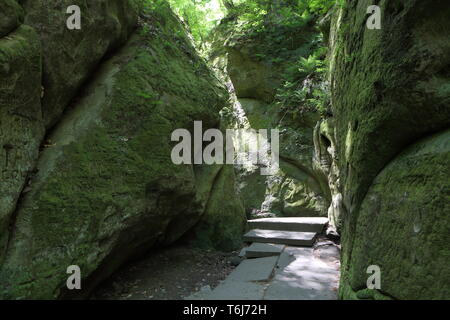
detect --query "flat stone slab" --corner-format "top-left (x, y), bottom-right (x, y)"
top-left (190, 245), bottom-right (340, 301)
top-left (188, 256), bottom-right (278, 300)
top-left (248, 217), bottom-right (328, 233)
top-left (205, 280), bottom-right (267, 300)
top-left (264, 247), bottom-right (339, 300)
top-left (227, 256), bottom-right (279, 282)
top-left (244, 243), bottom-right (285, 258)
top-left (243, 229), bottom-right (317, 246)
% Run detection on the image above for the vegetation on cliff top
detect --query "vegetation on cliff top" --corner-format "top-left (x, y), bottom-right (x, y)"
top-left (163, 0), bottom-right (336, 43)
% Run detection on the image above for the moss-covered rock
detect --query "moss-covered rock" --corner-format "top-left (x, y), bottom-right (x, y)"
top-left (22, 0), bottom-right (139, 128)
top-left (232, 98), bottom-right (327, 217)
top-left (0, 4), bottom-right (244, 299)
top-left (0, 24), bottom-right (43, 264)
top-left (277, 161), bottom-right (328, 217)
top-left (227, 47), bottom-right (280, 103)
top-left (340, 130), bottom-right (450, 300)
top-left (329, 0), bottom-right (450, 299)
top-left (193, 165), bottom-right (246, 252)
top-left (330, 0), bottom-right (450, 218)
top-left (209, 12), bottom-right (330, 218)
top-left (0, 0), bottom-right (24, 38)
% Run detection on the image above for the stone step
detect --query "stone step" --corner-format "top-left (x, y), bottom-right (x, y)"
top-left (240, 243), bottom-right (285, 258)
top-left (226, 256), bottom-right (279, 282)
top-left (243, 229), bottom-right (317, 247)
top-left (187, 256), bottom-right (278, 300)
top-left (248, 217), bottom-right (328, 233)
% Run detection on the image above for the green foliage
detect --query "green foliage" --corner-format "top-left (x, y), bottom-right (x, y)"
top-left (143, 0), bottom-right (336, 117)
top-left (165, 0), bottom-right (226, 44)
top-left (144, 0), bottom-right (338, 49)
top-left (275, 39), bottom-right (331, 118)
top-left (306, 0), bottom-right (337, 14)
top-left (220, 0), bottom-right (338, 63)
top-left (229, 0), bottom-right (336, 27)
top-left (298, 54), bottom-right (323, 74)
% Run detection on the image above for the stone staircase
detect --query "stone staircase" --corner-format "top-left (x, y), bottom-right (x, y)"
top-left (242, 217), bottom-right (328, 256)
top-left (186, 217), bottom-right (340, 300)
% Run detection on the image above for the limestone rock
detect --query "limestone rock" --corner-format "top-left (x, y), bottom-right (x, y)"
top-left (313, 118), bottom-right (342, 231)
top-left (227, 47), bottom-right (279, 103)
top-left (0, 24), bottom-right (43, 264)
top-left (22, 0), bottom-right (139, 128)
top-left (329, 0), bottom-right (450, 299)
top-left (0, 0), bottom-right (24, 38)
top-left (330, 0), bottom-right (450, 216)
top-left (0, 5), bottom-right (243, 299)
top-left (208, 11), bottom-right (330, 219)
top-left (341, 130), bottom-right (450, 300)
top-left (193, 165), bottom-right (246, 252)
top-left (222, 53), bottom-right (328, 218)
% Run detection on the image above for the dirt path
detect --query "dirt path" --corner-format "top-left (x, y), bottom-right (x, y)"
top-left (91, 244), bottom-right (241, 300)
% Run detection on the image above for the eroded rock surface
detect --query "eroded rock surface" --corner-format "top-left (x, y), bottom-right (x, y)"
top-left (0, 3), bottom-right (245, 299)
top-left (343, 130), bottom-right (450, 299)
top-left (22, 0), bottom-right (140, 128)
top-left (210, 14), bottom-right (330, 218)
top-left (0, 0), bottom-right (24, 37)
top-left (329, 0), bottom-right (450, 299)
top-left (0, 13), bottom-right (43, 264)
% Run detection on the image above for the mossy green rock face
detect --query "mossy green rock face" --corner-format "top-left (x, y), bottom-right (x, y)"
top-left (233, 99), bottom-right (327, 217)
top-left (0, 5), bottom-right (244, 299)
top-left (0, 0), bottom-right (24, 37)
top-left (193, 165), bottom-right (246, 252)
top-left (331, 0), bottom-right (450, 215)
top-left (212, 16), bottom-right (329, 218)
top-left (231, 97), bottom-right (328, 218)
top-left (227, 47), bottom-right (279, 103)
top-left (331, 0), bottom-right (450, 299)
top-left (340, 130), bottom-right (450, 299)
top-left (22, 0), bottom-right (139, 128)
top-left (0, 24), bottom-right (43, 264)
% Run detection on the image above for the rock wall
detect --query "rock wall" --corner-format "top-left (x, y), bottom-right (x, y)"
top-left (210, 15), bottom-right (331, 218)
top-left (1, 0), bottom-right (139, 267)
top-left (328, 0), bottom-right (450, 299)
top-left (313, 118), bottom-right (343, 232)
top-left (342, 130), bottom-right (450, 299)
top-left (23, 0), bottom-right (140, 128)
top-left (0, 0), bottom-right (44, 265)
top-left (193, 165), bottom-right (246, 252)
top-left (0, 1), bottom-right (245, 299)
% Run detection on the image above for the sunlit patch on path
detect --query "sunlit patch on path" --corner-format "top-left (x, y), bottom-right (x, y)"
top-left (187, 217), bottom-right (340, 300)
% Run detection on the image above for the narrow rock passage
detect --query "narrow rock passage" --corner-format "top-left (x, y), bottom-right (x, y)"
top-left (187, 218), bottom-right (340, 300)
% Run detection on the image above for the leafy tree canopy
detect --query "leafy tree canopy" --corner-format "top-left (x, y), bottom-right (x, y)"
top-left (158, 0), bottom-right (337, 44)
top-left (166, 0), bottom-right (227, 43)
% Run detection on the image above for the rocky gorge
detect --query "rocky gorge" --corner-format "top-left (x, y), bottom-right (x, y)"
top-left (0, 0), bottom-right (448, 300)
